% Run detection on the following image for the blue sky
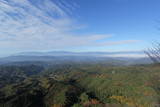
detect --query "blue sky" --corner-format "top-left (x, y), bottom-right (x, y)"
top-left (0, 0), bottom-right (160, 56)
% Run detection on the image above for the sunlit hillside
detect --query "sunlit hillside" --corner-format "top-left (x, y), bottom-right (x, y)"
top-left (0, 64), bottom-right (160, 107)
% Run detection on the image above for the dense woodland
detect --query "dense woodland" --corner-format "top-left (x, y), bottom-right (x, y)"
top-left (0, 63), bottom-right (160, 107)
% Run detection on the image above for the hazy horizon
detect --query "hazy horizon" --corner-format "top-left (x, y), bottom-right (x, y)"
top-left (0, 50), bottom-right (146, 59)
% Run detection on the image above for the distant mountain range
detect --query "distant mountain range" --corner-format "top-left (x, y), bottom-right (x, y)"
top-left (15, 51), bottom-right (146, 57)
top-left (0, 51), bottom-right (151, 65)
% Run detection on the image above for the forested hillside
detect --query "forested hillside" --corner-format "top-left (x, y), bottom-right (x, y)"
top-left (0, 64), bottom-right (160, 107)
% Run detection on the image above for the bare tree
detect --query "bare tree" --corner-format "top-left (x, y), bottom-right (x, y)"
top-left (144, 43), bottom-right (160, 64)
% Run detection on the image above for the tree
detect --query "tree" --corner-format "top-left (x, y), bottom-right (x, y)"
top-left (144, 43), bottom-right (160, 64)
top-left (80, 93), bottom-right (89, 103)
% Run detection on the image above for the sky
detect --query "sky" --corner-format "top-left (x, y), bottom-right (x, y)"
top-left (0, 0), bottom-right (160, 56)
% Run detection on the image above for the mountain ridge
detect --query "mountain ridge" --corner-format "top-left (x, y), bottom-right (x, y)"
top-left (14, 51), bottom-right (146, 57)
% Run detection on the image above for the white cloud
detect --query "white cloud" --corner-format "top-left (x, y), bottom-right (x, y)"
top-left (103, 54), bottom-right (147, 58)
top-left (0, 0), bottom-right (139, 53)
